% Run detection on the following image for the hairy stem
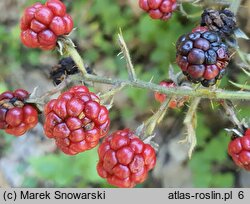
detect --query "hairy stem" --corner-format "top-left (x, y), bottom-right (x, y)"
top-left (182, 97), bottom-right (201, 158)
top-left (64, 42), bottom-right (250, 101)
top-left (144, 98), bottom-right (171, 136)
top-left (118, 31), bottom-right (137, 81)
top-left (221, 100), bottom-right (244, 132)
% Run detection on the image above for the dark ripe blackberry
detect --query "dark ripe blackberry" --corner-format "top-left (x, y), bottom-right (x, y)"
top-left (176, 27), bottom-right (230, 87)
top-left (200, 8), bottom-right (237, 38)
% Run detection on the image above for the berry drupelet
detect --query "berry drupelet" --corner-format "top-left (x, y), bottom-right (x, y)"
top-left (20, 0), bottom-right (73, 50)
top-left (176, 27), bottom-right (230, 87)
top-left (0, 89), bottom-right (38, 136)
top-left (139, 0), bottom-right (177, 21)
top-left (43, 85), bottom-right (110, 155)
top-left (97, 129), bottom-right (156, 188)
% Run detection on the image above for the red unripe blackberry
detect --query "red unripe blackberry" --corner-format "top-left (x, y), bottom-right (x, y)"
top-left (0, 89), bottom-right (38, 136)
top-left (139, 0), bottom-right (177, 21)
top-left (154, 80), bottom-right (177, 108)
top-left (43, 85), bottom-right (110, 155)
top-left (176, 26), bottom-right (230, 87)
top-left (20, 0), bottom-right (73, 50)
top-left (97, 129), bottom-right (156, 188)
top-left (228, 129), bottom-right (250, 171)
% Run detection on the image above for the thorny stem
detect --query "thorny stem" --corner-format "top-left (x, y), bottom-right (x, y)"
top-left (61, 37), bottom-right (250, 101)
top-left (144, 98), bottom-right (171, 136)
top-left (100, 84), bottom-right (126, 104)
top-left (118, 30), bottom-right (137, 82)
top-left (220, 100), bottom-right (244, 132)
top-left (78, 73), bottom-right (250, 100)
top-left (182, 97), bottom-right (201, 158)
top-left (58, 39), bottom-right (250, 102)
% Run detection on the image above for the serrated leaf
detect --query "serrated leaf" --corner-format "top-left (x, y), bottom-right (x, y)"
top-left (234, 28), bottom-right (250, 40)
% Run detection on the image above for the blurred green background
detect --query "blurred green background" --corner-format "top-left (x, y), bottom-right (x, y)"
top-left (0, 0), bottom-right (250, 188)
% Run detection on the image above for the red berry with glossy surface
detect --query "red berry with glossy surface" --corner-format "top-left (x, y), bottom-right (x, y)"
top-left (139, 0), bottom-right (177, 21)
top-left (0, 89), bottom-right (38, 136)
top-left (154, 80), bottom-right (177, 108)
top-left (228, 129), bottom-right (250, 171)
top-left (20, 0), bottom-right (73, 50)
top-left (154, 80), bottom-right (188, 108)
top-left (43, 85), bottom-right (110, 155)
top-left (176, 26), bottom-right (230, 87)
top-left (97, 129), bottom-right (156, 188)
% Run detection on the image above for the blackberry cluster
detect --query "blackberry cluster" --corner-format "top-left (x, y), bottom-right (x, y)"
top-left (139, 0), bottom-right (177, 21)
top-left (0, 89), bottom-right (38, 136)
top-left (20, 0), bottom-right (73, 50)
top-left (97, 129), bottom-right (156, 188)
top-left (176, 28), bottom-right (229, 87)
top-left (201, 8), bottom-right (237, 38)
top-left (44, 85), bottom-right (110, 155)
